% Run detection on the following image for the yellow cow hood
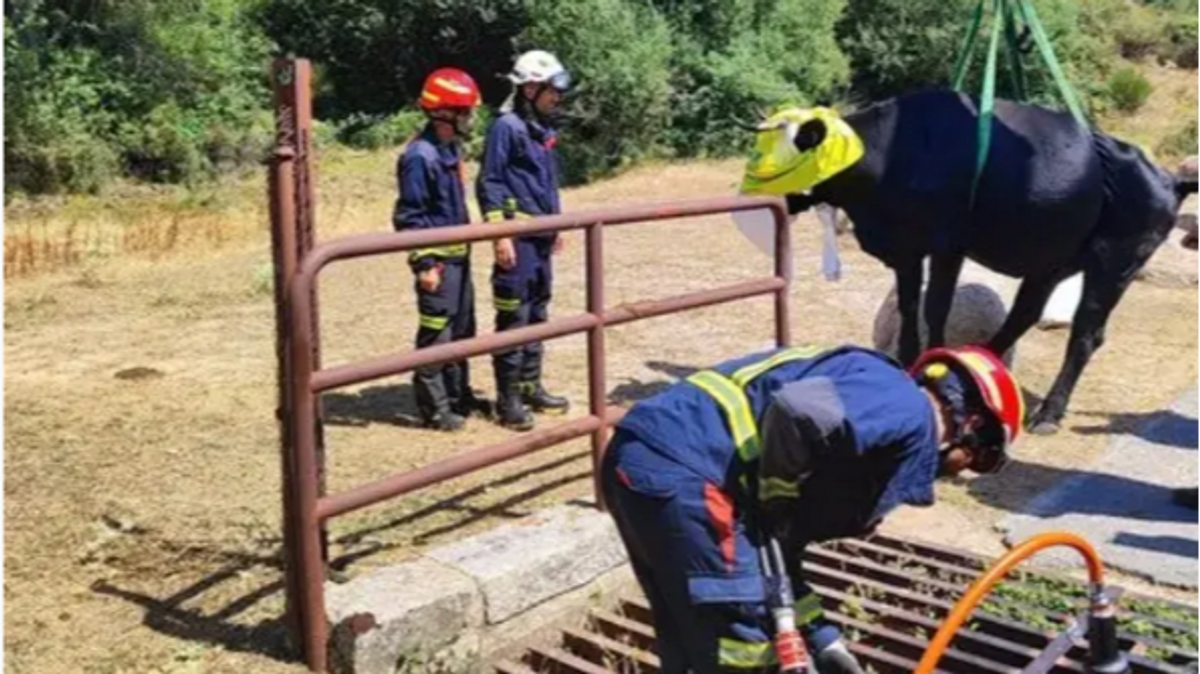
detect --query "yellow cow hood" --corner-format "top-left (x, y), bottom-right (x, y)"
top-left (740, 106), bottom-right (864, 196)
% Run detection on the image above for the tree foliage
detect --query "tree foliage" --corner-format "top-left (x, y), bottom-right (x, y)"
top-left (6, 0), bottom-right (1195, 195)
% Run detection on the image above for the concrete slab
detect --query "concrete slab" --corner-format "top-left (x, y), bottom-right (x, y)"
top-left (325, 557), bottom-right (483, 674)
top-left (1000, 388), bottom-right (1199, 588)
top-left (428, 503), bottom-right (628, 624)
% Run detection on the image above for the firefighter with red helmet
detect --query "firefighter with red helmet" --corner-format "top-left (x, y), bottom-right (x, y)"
top-left (599, 344), bottom-right (1024, 673)
top-left (393, 68), bottom-right (483, 431)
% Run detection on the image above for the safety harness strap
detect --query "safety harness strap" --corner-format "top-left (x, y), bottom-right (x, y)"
top-left (952, 0), bottom-right (1089, 210)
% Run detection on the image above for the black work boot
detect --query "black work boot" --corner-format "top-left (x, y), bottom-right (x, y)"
top-left (522, 381), bottom-right (570, 415)
top-left (452, 390), bottom-right (493, 420)
top-left (1171, 484), bottom-right (1200, 506)
top-left (425, 410), bottom-right (466, 432)
top-left (497, 390), bottom-right (535, 431)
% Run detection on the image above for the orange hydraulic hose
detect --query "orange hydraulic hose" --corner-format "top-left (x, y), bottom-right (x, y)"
top-left (913, 532), bottom-right (1105, 674)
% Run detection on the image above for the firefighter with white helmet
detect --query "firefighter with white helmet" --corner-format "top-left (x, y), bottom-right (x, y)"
top-left (477, 50), bottom-right (573, 430)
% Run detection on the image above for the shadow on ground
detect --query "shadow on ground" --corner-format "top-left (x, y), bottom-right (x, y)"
top-left (1111, 531), bottom-right (1200, 559)
top-left (967, 458), bottom-right (1198, 524)
top-left (322, 383), bottom-right (421, 427)
top-left (90, 448), bottom-right (594, 666)
top-left (608, 360), bottom-right (698, 406)
top-left (1070, 409), bottom-right (1198, 449)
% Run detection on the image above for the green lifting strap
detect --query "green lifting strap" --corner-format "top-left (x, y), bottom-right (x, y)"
top-left (951, 0), bottom-right (1089, 210)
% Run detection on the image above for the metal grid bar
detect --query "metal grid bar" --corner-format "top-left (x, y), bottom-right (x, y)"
top-left (494, 536), bottom-right (1195, 674)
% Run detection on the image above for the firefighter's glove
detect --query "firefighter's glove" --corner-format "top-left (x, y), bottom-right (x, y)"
top-left (814, 639), bottom-right (867, 674)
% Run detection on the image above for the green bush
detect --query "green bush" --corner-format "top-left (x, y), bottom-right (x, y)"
top-left (1107, 67), bottom-right (1154, 112)
top-left (5, 0), bottom-right (271, 195)
top-left (838, 0), bottom-right (1119, 115)
top-left (1164, 9), bottom-right (1198, 68)
top-left (666, 0), bottom-right (849, 158)
top-left (520, 0), bottom-right (674, 183)
top-left (259, 0), bottom-right (529, 118)
top-left (4, 24), bottom-right (120, 194)
top-left (337, 110), bottom-right (427, 150)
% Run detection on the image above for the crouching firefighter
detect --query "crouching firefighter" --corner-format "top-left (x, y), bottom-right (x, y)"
top-left (477, 49), bottom-right (572, 431)
top-left (600, 344), bottom-right (1024, 673)
top-left (393, 68), bottom-right (484, 432)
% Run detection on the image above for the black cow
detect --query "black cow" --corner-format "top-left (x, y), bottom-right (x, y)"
top-left (769, 90), bottom-right (1197, 434)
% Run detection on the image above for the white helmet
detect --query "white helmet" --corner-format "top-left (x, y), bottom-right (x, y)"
top-left (509, 50), bottom-right (572, 91)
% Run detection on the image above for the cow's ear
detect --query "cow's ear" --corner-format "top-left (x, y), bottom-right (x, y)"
top-left (794, 119), bottom-right (827, 153)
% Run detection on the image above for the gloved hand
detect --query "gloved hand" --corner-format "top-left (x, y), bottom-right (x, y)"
top-left (813, 639), bottom-right (867, 674)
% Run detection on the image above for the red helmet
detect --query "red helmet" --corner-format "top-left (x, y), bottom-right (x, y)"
top-left (911, 346), bottom-right (1025, 472)
top-left (419, 68), bottom-right (481, 110)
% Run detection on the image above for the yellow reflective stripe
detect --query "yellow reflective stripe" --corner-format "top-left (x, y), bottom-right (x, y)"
top-left (718, 638), bottom-right (777, 669)
top-left (794, 593), bottom-right (824, 626)
top-left (483, 209), bottom-right (533, 223)
top-left (410, 244), bottom-right (469, 260)
top-left (687, 371), bottom-right (761, 462)
top-left (421, 91), bottom-right (441, 103)
top-left (433, 77), bottom-right (472, 94)
top-left (493, 297), bottom-right (522, 312)
top-left (730, 345), bottom-right (826, 387)
top-left (760, 476), bottom-right (800, 501)
top-left (419, 314), bottom-right (449, 330)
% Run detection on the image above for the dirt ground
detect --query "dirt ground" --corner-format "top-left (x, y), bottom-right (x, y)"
top-left (6, 152), bottom-right (1199, 670)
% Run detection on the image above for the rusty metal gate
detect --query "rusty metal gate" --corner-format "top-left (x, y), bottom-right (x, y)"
top-left (268, 58), bottom-right (794, 671)
top-left (495, 534), bottom-right (1198, 674)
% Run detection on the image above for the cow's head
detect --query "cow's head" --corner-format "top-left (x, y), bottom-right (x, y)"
top-left (739, 106), bottom-right (864, 197)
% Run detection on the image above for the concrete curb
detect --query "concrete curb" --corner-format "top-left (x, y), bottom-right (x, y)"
top-left (325, 502), bottom-right (630, 674)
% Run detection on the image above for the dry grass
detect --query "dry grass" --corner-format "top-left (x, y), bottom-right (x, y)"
top-left (5, 68), bottom-right (1198, 673)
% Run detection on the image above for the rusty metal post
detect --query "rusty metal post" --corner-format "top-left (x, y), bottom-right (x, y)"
top-left (288, 264), bottom-right (328, 672)
top-left (772, 204), bottom-right (793, 347)
top-left (269, 57), bottom-right (304, 655)
top-left (284, 60), bottom-right (331, 568)
top-left (585, 223), bottom-right (608, 510)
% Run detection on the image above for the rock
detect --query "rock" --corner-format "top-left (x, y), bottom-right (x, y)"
top-left (1038, 273), bottom-right (1083, 331)
top-left (1177, 211), bottom-right (1198, 234)
top-left (1136, 228), bottom-right (1199, 288)
top-left (873, 282), bottom-right (1016, 367)
top-left (325, 558), bottom-right (482, 674)
top-left (427, 504), bottom-right (627, 625)
top-left (1180, 156), bottom-right (1199, 180)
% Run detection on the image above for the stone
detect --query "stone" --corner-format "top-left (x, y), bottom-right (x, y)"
top-left (325, 557), bottom-right (482, 674)
top-left (427, 504), bottom-right (628, 624)
top-left (1037, 273), bottom-right (1083, 331)
top-left (1176, 213), bottom-right (1198, 251)
top-left (872, 282), bottom-right (1017, 367)
top-left (1180, 156), bottom-right (1199, 180)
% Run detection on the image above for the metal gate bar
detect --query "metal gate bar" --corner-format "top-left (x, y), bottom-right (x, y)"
top-left (279, 193), bottom-right (793, 670)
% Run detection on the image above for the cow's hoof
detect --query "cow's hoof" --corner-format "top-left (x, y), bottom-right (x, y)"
top-left (1028, 421), bottom-right (1060, 436)
top-left (1026, 411), bottom-right (1061, 436)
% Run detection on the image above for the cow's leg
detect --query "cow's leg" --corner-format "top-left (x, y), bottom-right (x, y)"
top-left (1028, 235), bottom-right (1163, 435)
top-left (895, 260), bottom-right (925, 366)
top-left (987, 269), bottom-right (1075, 355)
top-left (924, 252), bottom-right (965, 349)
